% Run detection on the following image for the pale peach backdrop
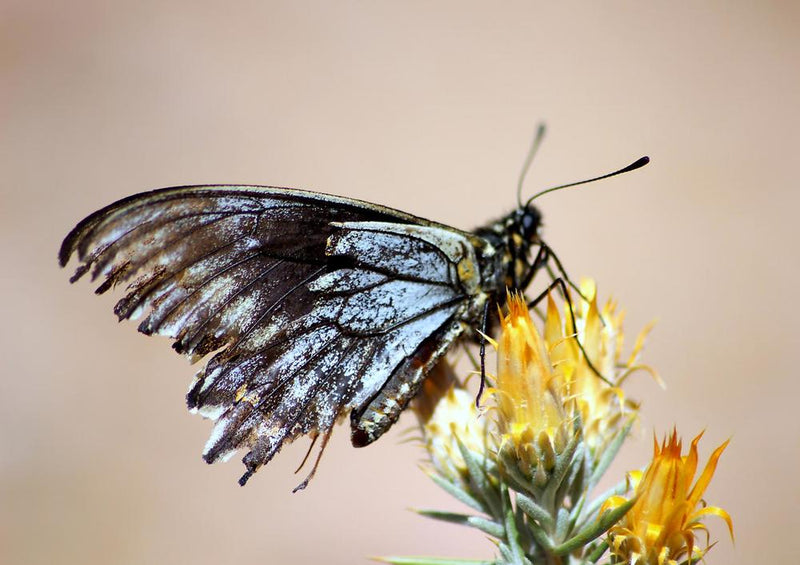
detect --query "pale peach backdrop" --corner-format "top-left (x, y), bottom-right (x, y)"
top-left (2, 2), bottom-right (797, 564)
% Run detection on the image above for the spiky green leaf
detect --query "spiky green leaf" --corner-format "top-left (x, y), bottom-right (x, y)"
top-left (577, 478), bottom-right (629, 531)
top-left (585, 540), bottom-right (609, 563)
top-left (456, 436), bottom-right (502, 517)
top-left (547, 432), bottom-right (582, 503)
top-left (551, 497), bottom-right (636, 556)
top-left (589, 417), bottom-right (634, 488)
top-left (514, 492), bottom-right (554, 531)
top-left (414, 510), bottom-right (504, 538)
top-left (501, 485), bottom-right (529, 565)
top-left (427, 472), bottom-right (486, 514)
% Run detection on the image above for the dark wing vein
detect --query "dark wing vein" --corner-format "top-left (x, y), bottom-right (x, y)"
top-left (88, 210), bottom-right (253, 285)
top-left (173, 256), bottom-right (294, 354)
top-left (136, 241), bottom-right (263, 333)
top-left (118, 215), bottom-right (262, 319)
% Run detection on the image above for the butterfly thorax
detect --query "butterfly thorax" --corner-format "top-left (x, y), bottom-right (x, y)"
top-left (473, 204), bottom-right (543, 303)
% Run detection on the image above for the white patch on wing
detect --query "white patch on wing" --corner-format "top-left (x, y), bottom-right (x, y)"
top-left (203, 416), bottom-right (235, 460)
top-left (197, 366), bottom-right (222, 395)
top-left (241, 314), bottom-right (287, 352)
top-left (325, 222), bottom-right (484, 299)
top-left (218, 294), bottom-right (257, 333)
top-left (331, 221), bottom-right (470, 263)
top-left (244, 325), bottom-right (340, 391)
top-left (333, 279), bottom-right (457, 333)
top-left (347, 302), bottom-right (460, 408)
top-left (129, 303), bottom-right (146, 321)
top-left (308, 269), bottom-right (387, 293)
top-left (326, 227), bottom-right (454, 284)
top-left (197, 403), bottom-right (226, 420)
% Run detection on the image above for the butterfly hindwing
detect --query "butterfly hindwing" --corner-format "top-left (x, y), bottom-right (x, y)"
top-left (323, 220), bottom-right (491, 447)
top-left (60, 186), bottom-right (494, 481)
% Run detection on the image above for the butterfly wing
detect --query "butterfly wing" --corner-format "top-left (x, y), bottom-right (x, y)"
top-left (60, 185), bottom-right (494, 482)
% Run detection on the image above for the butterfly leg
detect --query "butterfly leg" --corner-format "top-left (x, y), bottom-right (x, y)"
top-left (521, 241), bottom-right (589, 307)
top-left (526, 277), bottom-right (611, 385)
top-left (519, 242), bottom-right (550, 290)
top-left (474, 299), bottom-right (491, 407)
top-left (537, 241), bottom-right (595, 307)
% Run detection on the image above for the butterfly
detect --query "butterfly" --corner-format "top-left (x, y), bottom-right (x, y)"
top-left (59, 138), bottom-right (648, 487)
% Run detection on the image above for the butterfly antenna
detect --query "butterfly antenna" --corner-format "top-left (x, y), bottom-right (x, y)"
top-left (526, 156), bottom-right (650, 206)
top-left (516, 123), bottom-right (547, 208)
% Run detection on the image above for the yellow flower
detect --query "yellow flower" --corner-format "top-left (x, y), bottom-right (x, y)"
top-left (545, 279), bottom-right (656, 454)
top-left (414, 362), bottom-right (488, 483)
top-left (493, 292), bottom-right (571, 478)
top-left (604, 430), bottom-right (733, 565)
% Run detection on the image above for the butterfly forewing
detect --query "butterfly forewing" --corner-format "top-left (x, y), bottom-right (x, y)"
top-left (60, 186), bottom-right (498, 482)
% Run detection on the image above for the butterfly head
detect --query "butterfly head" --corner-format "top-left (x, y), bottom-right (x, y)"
top-left (517, 204), bottom-right (542, 243)
top-left (505, 204), bottom-right (544, 291)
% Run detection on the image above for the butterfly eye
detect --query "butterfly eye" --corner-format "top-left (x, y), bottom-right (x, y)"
top-left (520, 206), bottom-right (541, 240)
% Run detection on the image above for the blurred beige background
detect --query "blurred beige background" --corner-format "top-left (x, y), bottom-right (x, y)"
top-left (2, 2), bottom-right (798, 564)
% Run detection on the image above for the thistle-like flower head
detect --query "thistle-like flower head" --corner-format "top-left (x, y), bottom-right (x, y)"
top-left (603, 430), bottom-right (733, 565)
top-left (546, 280), bottom-right (654, 457)
top-left (493, 292), bottom-right (572, 480)
top-left (414, 363), bottom-right (488, 486)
